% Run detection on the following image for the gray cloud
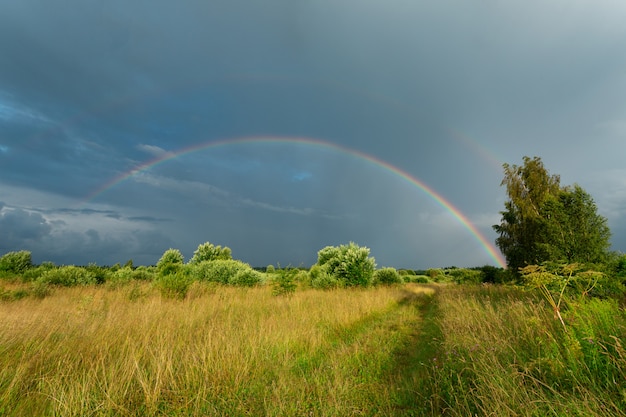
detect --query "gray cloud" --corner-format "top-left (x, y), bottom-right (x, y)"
top-left (0, 0), bottom-right (624, 267)
top-left (0, 208), bottom-right (52, 244)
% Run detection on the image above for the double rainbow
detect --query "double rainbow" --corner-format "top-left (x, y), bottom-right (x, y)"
top-left (83, 136), bottom-right (506, 268)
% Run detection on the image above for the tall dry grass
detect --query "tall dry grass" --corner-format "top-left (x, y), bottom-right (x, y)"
top-left (0, 282), bottom-right (434, 416)
top-left (423, 285), bottom-right (626, 416)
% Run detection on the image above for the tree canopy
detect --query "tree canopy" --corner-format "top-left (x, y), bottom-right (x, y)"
top-left (493, 156), bottom-right (611, 272)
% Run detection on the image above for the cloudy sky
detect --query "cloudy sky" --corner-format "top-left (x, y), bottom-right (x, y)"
top-left (1, 0), bottom-right (625, 269)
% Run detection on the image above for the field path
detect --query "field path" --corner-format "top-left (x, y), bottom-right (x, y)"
top-left (381, 284), bottom-right (443, 415)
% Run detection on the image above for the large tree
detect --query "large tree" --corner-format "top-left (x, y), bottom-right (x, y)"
top-left (493, 156), bottom-right (611, 272)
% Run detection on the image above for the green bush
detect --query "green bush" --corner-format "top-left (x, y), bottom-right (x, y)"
top-left (37, 266), bottom-right (97, 287)
top-left (106, 267), bottom-right (134, 288)
top-left (86, 263), bottom-right (109, 284)
top-left (0, 250), bottom-right (33, 274)
top-left (21, 262), bottom-right (56, 282)
top-left (31, 280), bottom-right (51, 298)
top-left (230, 269), bottom-right (263, 287)
top-left (189, 242), bottom-right (232, 264)
top-left (315, 242), bottom-right (376, 287)
top-left (372, 267), bottom-right (403, 285)
top-left (426, 268), bottom-right (445, 282)
top-left (310, 265), bottom-right (341, 290)
top-left (155, 271), bottom-right (191, 299)
top-left (447, 268), bottom-right (483, 284)
top-left (132, 266), bottom-right (155, 281)
top-left (191, 260), bottom-right (251, 284)
top-left (272, 267), bottom-right (298, 296)
top-left (410, 275), bottom-right (431, 283)
top-left (157, 248), bottom-right (185, 275)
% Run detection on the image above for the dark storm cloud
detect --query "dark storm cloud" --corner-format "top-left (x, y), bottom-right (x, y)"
top-left (127, 216), bottom-right (172, 224)
top-left (0, 208), bottom-right (52, 243)
top-left (1, 0), bottom-right (625, 267)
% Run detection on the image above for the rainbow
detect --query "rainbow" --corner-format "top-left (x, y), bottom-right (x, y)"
top-left (83, 136), bottom-right (507, 268)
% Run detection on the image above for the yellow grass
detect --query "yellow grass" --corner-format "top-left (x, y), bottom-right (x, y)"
top-left (0, 283), bottom-right (435, 416)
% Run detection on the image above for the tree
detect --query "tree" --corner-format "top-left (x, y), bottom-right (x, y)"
top-left (494, 156), bottom-right (611, 272)
top-left (539, 185), bottom-right (611, 264)
top-left (189, 242), bottom-right (232, 264)
top-left (157, 248), bottom-right (184, 275)
top-left (315, 242), bottom-right (376, 287)
top-left (0, 250), bottom-right (33, 274)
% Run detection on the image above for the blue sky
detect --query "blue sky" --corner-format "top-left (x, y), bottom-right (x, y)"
top-left (1, 0), bottom-right (625, 268)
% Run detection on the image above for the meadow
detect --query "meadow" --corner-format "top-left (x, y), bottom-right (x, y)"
top-left (1, 278), bottom-right (625, 416)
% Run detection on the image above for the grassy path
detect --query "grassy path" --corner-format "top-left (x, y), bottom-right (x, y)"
top-left (382, 285), bottom-right (443, 416)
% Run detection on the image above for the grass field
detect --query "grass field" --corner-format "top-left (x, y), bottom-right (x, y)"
top-left (1, 282), bottom-right (625, 416)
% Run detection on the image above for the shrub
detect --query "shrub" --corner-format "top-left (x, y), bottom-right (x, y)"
top-left (426, 268), bottom-right (445, 282)
top-left (37, 266), bottom-right (97, 287)
top-left (189, 242), bottom-right (232, 264)
top-left (372, 267), bottom-right (403, 285)
top-left (310, 265), bottom-right (340, 290)
top-left (447, 268), bottom-right (483, 284)
top-left (106, 267), bottom-right (134, 288)
top-left (21, 262), bottom-right (56, 282)
top-left (191, 260), bottom-right (252, 284)
top-left (411, 275), bottom-right (431, 284)
top-left (132, 266), bottom-right (155, 281)
top-left (157, 248), bottom-right (185, 275)
top-left (85, 263), bottom-right (109, 284)
top-left (31, 280), bottom-right (51, 298)
top-left (0, 250), bottom-right (33, 274)
top-left (272, 267), bottom-right (298, 296)
top-left (315, 242), bottom-right (376, 287)
top-left (155, 271), bottom-right (191, 299)
top-left (230, 269), bottom-right (263, 287)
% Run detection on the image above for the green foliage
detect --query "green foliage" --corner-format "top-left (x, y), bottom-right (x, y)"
top-left (0, 286), bottom-right (29, 301)
top-left (477, 265), bottom-right (507, 283)
top-left (21, 262), bottom-right (56, 282)
top-left (613, 253), bottom-right (626, 278)
top-left (539, 185), bottom-right (611, 264)
top-left (0, 250), bottom-right (33, 274)
top-left (520, 263), bottom-right (615, 330)
top-left (157, 248), bottom-right (185, 275)
top-left (494, 156), bottom-right (611, 272)
top-left (272, 267), bottom-right (298, 296)
top-left (424, 285), bottom-right (626, 416)
top-left (85, 263), bottom-right (108, 284)
top-left (31, 280), bottom-right (51, 298)
top-left (37, 266), bottom-right (97, 287)
top-left (426, 269), bottom-right (444, 281)
top-left (191, 259), bottom-right (255, 285)
top-left (315, 242), bottom-right (376, 287)
top-left (131, 266), bottom-right (155, 281)
top-left (409, 275), bottom-right (430, 284)
top-left (106, 267), bottom-right (135, 288)
top-left (155, 271), bottom-right (191, 299)
top-left (372, 267), bottom-right (403, 285)
top-left (309, 264), bottom-right (340, 289)
top-left (446, 268), bottom-right (483, 284)
top-left (230, 268), bottom-right (263, 287)
top-left (189, 242), bottom-right (232, 264)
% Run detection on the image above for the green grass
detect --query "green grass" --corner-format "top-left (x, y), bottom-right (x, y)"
top-left (0, 281), bottom-right (624, 416)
